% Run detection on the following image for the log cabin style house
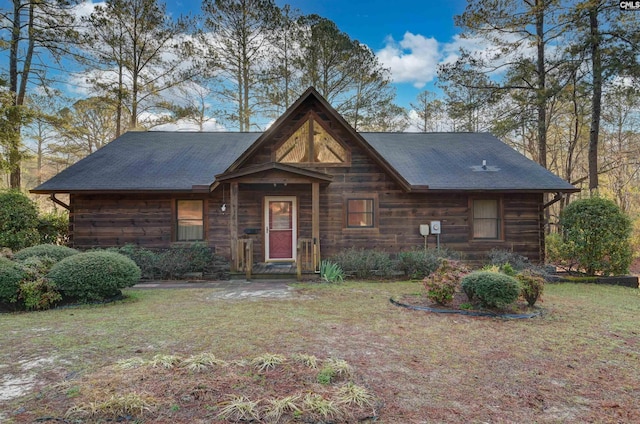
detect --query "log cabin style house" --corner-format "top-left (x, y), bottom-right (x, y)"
top-left (32, 88), bottom-right (577, 276)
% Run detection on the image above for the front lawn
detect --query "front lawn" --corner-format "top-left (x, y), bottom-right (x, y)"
top-left (1, 281), bottom-right (639, 423)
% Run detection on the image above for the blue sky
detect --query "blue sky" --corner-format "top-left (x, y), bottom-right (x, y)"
top-left (169, 0), bottom-right (470, 109)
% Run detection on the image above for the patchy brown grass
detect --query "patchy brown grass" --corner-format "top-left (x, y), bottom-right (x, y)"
top-left (2, 281), bottom-right (640, 423)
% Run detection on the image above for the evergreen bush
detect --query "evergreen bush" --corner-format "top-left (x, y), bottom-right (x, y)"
top-left (14, 244), bottom-right (79, 262)
top-left (461, 271), bottom-right (521, 309)
top-left (559, 197), bottom-right (632, 276)
top-left (115, 244), bottom-right (160, 280)
top-left (486, 249), bottom-right (530, 272)
top-left (397, 248), bottom-right (456, 279)
top-left (0, 190), bottom-right (40, 251)
top-left (155, 243), bottom-right (214, 279)
top-left (37, 211), bottom-right (70, 245)
top-left (0, 256), bottom-right (27, 304)
top-left (330, 248), bottom-right (394, 279)
top-left (48, 251), bottom-right (141, 302)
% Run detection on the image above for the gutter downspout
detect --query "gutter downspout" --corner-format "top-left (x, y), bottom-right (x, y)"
top-left (50, 193), bottom-right (70, 211)
top-left (543, 192), bottom-right (564, 209)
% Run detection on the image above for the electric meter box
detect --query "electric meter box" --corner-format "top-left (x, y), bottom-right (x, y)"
top-left (419, 224), bottom-right (430, 236)
top-left (430, 221), bottom-right (441, 234)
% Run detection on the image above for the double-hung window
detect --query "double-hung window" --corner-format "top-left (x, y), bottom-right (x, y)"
top-left (176, 200), bottom-right (204, 241)
top-left (472, 199), bottom-right (501, 240)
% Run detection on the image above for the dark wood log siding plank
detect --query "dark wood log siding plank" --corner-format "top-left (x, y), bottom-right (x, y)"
top-left (69, 192), bottom-right (225, 250)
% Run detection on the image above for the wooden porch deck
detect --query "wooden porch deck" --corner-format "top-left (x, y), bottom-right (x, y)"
top-left (230, 262), bottom-right (318, 280)
top-left (233, 238), bottom-right (321, 280)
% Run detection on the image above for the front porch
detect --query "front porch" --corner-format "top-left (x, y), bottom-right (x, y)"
top-left (213, 163), bottom-right (332, 281)
top-left (231, 237), bottom-right (320, 280)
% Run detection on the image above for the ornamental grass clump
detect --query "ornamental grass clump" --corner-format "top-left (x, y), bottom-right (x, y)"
top-left (422, 259), bottom-right (470, 305)
top-left (320, 260), bottom-right (345, 283)
top-left (461, 271), bottom-right (521, 309)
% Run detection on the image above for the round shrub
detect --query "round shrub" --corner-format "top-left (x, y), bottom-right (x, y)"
top-left (516, 271), bottom-right (545, 307)
top-left (14, 244), bottom-right (79, 262)
top-left (559, 197), bottom-right (632, 276)
top-left (0, 256), bottom-right (27, 303)
top-left (461, 271), bottom-right (521, 309)
top-left (48, 251), bottom-right (141, 302)
top-left (0, 190), bottom-right (40, 251)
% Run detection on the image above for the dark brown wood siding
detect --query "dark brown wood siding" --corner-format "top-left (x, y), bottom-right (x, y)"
top-left (69, 192), bottom-right (229, 253)
top-left (67, 93), bottom-right (545, 263)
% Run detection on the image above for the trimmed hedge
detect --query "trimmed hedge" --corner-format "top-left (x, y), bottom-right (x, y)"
top-left (0, 256), bottom-right (27, 303)
top-left (14, 244), bottom-right (79, 262)
top-left (48, 251), bottom-right (141, 302)
top-left (461, 271), bottom-right (521, 309)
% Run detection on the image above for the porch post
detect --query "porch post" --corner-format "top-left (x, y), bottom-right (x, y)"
top-left (312, 182), bottom-right (320, 269)
top-left (230, 182), bottom-right (239, 271)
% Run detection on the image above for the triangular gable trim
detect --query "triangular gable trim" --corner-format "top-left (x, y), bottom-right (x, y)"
top-left (211, 162), bottom-right (333, 190)
top-left (221, 87), bottom-right (412, 192)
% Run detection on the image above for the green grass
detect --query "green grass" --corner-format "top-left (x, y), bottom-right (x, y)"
top-left (2, 281), bottom-right (640, 423)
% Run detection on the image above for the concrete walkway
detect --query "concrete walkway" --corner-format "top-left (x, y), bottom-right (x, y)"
top-left (133, 279), bottom-right (296, 299)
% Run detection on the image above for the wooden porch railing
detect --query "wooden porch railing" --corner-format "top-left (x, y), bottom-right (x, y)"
top-left (236, 238), bottom-right (253, 280)
top-left (297, 238), bottom-right (320, 279)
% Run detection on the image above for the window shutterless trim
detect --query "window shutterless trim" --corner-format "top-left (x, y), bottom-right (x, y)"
top-left (469, 197), bottom-right (504, 241)
top-left (343, 193), bottom-right (378, 229)
top-left (175, 199), bottom-right (205, 242)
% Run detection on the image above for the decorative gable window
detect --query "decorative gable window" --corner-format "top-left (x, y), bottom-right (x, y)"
top-left (275, 116), bottom-right (348, 165)
top-left (176, 200), bottom-right (204, 241)
top-left (472, 199), bottom-right (501, 240)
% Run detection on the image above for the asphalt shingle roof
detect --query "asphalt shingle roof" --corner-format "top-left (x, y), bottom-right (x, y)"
top-left (33, 130), bottom-right (576, 193)
top-left (33, 131), bottom-right (259, 192)
top-left (362, 132), bottom-right (576, 191)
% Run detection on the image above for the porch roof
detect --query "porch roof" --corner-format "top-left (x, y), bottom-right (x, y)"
top-left (212, 162), bottom-right (333, 189)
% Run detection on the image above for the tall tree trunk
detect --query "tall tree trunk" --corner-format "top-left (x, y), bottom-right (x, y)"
top-left (8, 0), bottom-right (36, 189)
top-left (535, 0), bottom-right (547, 169)
top-left (116, 46), bottom-right (124, 138)
top-left (588, 4), bottom-right (601, 192)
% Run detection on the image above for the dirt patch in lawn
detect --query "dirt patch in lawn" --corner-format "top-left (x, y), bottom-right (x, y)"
top-left (15, 353), bottom-right (380, 423)
top-left (3, 282), bottom-right (640, 423)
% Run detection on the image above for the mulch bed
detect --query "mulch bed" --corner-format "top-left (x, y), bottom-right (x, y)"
top-left (392, 290), bottom-right (542, 318)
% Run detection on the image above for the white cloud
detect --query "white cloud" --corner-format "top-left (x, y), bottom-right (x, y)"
top-left (150, 117), bottom-right (226, 132)
top-left (376, 32), bottom-right (441, 89)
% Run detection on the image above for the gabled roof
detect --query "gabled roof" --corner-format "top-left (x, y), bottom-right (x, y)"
top-left (222, 87), bottom-right (413, 192)
top-left (32, 88), bottom-right (577, 195)
top-left (364, 132), bottom-right (577, 192)
top-left (32, 131), bottom-right (259, 193)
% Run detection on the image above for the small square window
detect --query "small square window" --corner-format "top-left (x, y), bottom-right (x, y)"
top-left (177, 200), bottom-right (204, 241)
top-left (473, 199), bottom-right (500, 239)
top-left (347, 198), bottom-right (374, 228)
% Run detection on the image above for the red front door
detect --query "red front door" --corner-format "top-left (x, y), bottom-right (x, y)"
top-left (265, 197), bottom-right (297, 261)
